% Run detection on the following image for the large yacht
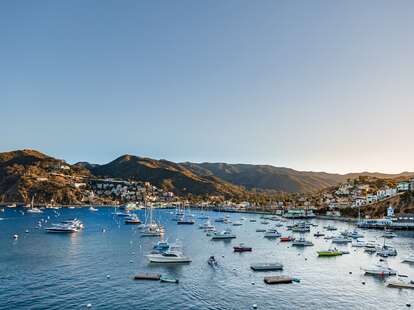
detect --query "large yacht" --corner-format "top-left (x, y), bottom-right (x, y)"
top-left (45, 219), bottom-right (83, 233)
top-left (45, 223), bottom-right (78, 233)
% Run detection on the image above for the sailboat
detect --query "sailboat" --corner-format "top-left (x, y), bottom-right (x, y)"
top-left (199, 219), bottom-right (215, 231)
top-left (172, 204), bottom-right (185, 221)
top-left (177, 205), bottom-right (195, 224)
top-left (46, 198), bottom-right (59, 209)
top-left (376, 236), bottom-right (397, 257)
top-left (141, 203), bottom-right (163, 237)
top-left (26, 196), bottom-right (43, 214)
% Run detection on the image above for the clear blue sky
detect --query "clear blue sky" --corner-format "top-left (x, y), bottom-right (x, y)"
top-left (1, 1), bottom-right (413, 173)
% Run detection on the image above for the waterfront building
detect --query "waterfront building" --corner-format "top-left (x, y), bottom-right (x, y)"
top-left (397, 182), bottom-right (410, 192)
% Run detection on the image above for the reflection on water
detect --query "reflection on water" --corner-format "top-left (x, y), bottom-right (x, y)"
top-left (0, 207), bottom-right (413, 309)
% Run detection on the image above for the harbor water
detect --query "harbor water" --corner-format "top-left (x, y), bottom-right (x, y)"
top-left (1, 208), bottom-right (413, 309)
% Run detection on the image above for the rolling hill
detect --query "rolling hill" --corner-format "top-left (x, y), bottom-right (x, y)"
top-left (82, 155), bottom-right (247, 197)
top-left (0, 149), bottom-right (91, 204)
top-left (1, 149), bottom-right (413, 205)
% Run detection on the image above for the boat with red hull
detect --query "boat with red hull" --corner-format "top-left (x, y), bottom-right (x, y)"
top-left (233, 243), bottom-right (252, 252)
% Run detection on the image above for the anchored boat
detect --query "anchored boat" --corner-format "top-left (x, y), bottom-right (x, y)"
top-left (318, 248), bottom-right (343, 257)
top-left (233, 243), bottom-right (252, 252)
top-left (363, 260), bottom-right (397, 276)
top-left (250, 263), bottom-right (283, 271)
top-left (211, 229), bottom-right (236, 240)
top-left (146, 240), bottom-right (191, 263)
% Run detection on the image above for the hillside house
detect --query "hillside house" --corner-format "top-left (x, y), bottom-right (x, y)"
top-left (397, 182), bottom-right (410, 192)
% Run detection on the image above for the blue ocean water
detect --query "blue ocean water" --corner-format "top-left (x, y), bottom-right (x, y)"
top-left (0, 207), bottom-right (413, 310)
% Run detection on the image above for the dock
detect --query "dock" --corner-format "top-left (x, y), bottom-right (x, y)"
top-left (264, 276), bottom-right (293, 285)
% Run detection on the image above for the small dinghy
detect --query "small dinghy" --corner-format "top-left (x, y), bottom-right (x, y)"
top-left (264, 275), bottom-right (293, 285)
top-left (233, 243), bottom-right (252, 252)
top-left (387, 279), bottom-right (414, 289)
top-left (280, 236), bottom-right (295, 242)
top-left (160, 275), bottom-right (179, 283)
top-left (208, 256), bottom-right (218, 267)
top-left (133, 273), bottom-right (161, 281)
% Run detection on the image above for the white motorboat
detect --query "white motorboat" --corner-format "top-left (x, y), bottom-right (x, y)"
top-left (62, 219), bottom-right (84, 229)
top-left (382, 231), bottom-right (397, 238)
top-left (291, 222), bottom-right (311, 233)
top-left (292, 236), bottom-right (313, 247)
top-left (341, 230), bottom-right (364, 239)
top-left (146, 241), bottom-right (191, 263)
top-left (153, 240), bottom-right (170, 252)
top-left (125, 215), bottom-right (141, 224)
top-left (363, 261), bottom-right (397, 276)
top-left (146, 250), bottom-right (191, 263)
top-left (89, 206), bottom-right (98, 212)
top-left (387, 278), bottom-right (414, 289)
top-left (113, 211), bottom-right (131, 217)
top-left (292, 226), bottom-right (310, 233)
top-left (264, 228), bottom-right (281, 238)
top-left (232, 221), bottom-right (242, 226)
top-left (352, 240), bottom-right (366, 248)
top-left (331, 236), bottom-right (352, 244)
top-left (402, 254), bottom-right (414, 263)
top-left (45, 223), bottom-right (78, 233)
top-left (27, 207), bottom-right (43, 214)
top-left (7, 203), bottom-right (17, 208)
top-left (45, 218), bottom-right (83, 233)
top-left (211, 229), bottom-right (236, 240)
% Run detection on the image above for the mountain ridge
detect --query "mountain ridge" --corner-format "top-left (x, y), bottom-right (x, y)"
top-left (78, 156), bottom-right (414, 194)
top-left (1, 149), bottom-right (413, 205)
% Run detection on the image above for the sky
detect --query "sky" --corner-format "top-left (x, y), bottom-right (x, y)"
top-left (1, 1), bottom-right (414, 174)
